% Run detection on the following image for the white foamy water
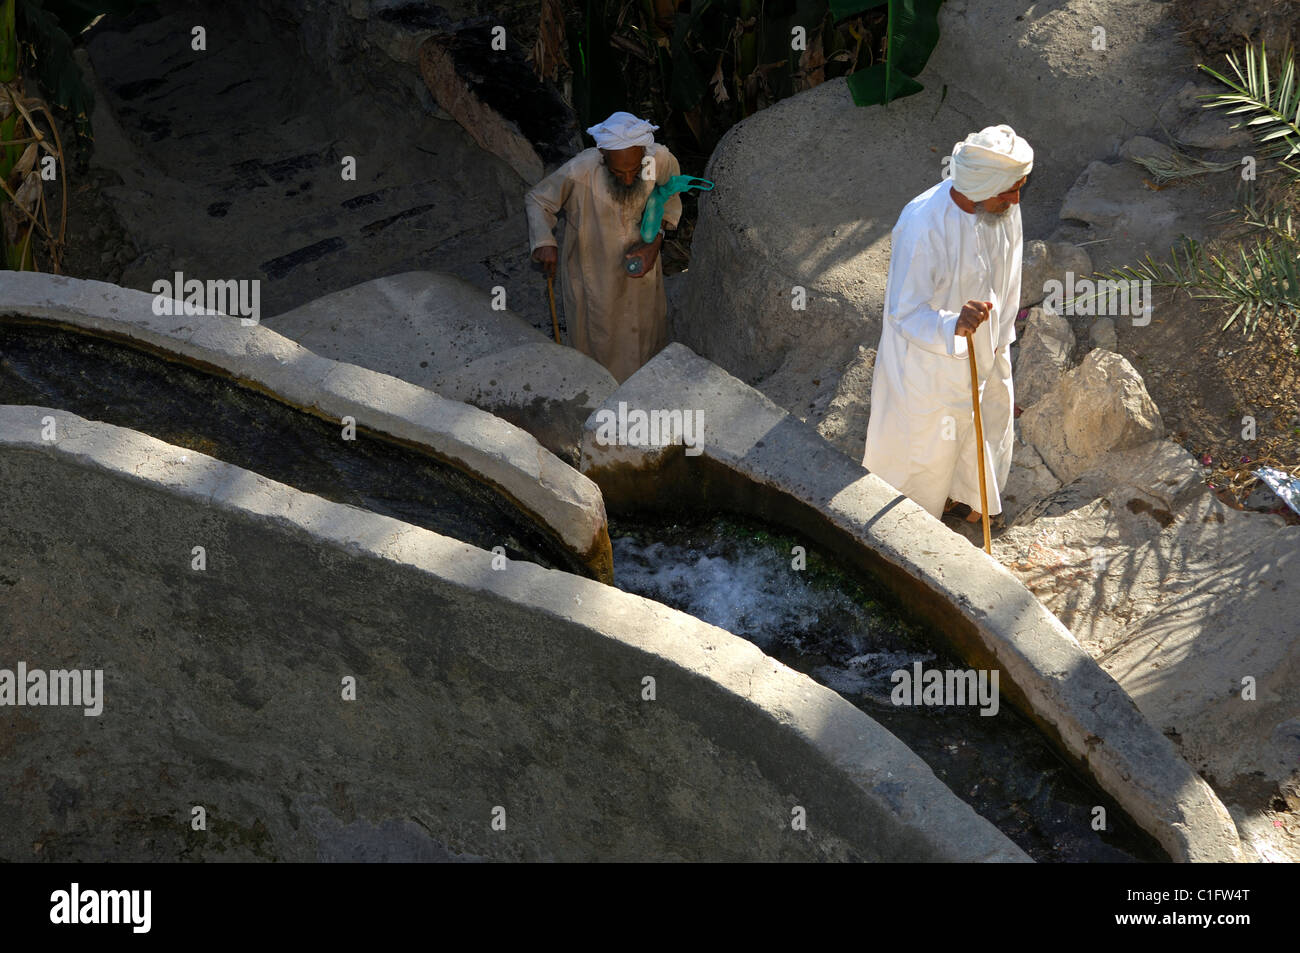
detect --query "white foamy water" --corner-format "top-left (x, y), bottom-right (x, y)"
top-left (611, 531), bottom-right (916, 674)
top-left (813, 650), bottom-right (938, 704)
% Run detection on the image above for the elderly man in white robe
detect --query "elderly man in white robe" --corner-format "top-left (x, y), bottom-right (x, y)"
top-left (525, 111), bottom-right (682, 383)
top-left (862, 125), bottom-right (1033, 527)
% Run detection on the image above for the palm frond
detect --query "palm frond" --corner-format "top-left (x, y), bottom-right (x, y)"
top-left (1127, 148), bottom-right (1238, 184)
top-left (1198, 43), bottom-right (1300, 164)
top-left (1100, 236), bottom-right (1300, 337)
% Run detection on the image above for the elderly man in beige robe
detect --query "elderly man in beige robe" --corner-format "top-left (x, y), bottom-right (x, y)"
top-left (525, 111), bottom-right (682, 383)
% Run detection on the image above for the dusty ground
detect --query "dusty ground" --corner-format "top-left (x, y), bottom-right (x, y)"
top-left (1173, 0), bottom-right (1299, 59)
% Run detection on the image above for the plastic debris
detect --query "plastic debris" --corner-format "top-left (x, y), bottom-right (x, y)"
top-left (1254, 467), bottom-right (1300, 516)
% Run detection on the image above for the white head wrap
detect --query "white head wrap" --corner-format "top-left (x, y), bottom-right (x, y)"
top-left (950, 125), bottom-right (1033, 202)
top-left (587, 111), bottom-right (659, 150)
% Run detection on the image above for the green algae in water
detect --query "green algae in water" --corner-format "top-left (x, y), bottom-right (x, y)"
top-left (611, 513), bottom-right (1167, 863)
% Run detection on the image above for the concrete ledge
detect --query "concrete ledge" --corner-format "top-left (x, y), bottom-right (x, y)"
top-left (261, 271), bottom-right (619, 466)
top-left (0, 272), bottom-right (611, 581)
top-left (0, 407), bottom-right (1026, 862)
top-left (579, 344), bottom-right (1243, 863)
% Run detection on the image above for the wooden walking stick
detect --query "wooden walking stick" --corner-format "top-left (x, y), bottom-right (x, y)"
top-left (546, 273), bottom-right (561, 344)
top-left (967, 337), bottom-right (993, 554)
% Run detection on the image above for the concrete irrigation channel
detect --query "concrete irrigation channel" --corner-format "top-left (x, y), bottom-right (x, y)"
top-left (581, 344), bottom-right (1244, 863)
top-left (0, 275), bottom-right (1240, 861)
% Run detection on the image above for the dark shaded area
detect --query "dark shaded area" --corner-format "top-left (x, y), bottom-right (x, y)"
top-left (611, 514), bottom-right (1168, 863)
top-left (438, 24), bottom-right (576, 166)
top-left (0, 321), bottom-right (584, 576)
top-left (260, 237), bottom-right (347, 280)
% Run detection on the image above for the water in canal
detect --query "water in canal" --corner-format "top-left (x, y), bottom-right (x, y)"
top-left (611, 514), bottom-right (1167, 862)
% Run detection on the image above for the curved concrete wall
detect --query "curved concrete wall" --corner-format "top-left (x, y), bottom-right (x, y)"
top-left (0, 407), bottom-right (1026, 862)
top-left (579, 344), bottom-right (1243, 863)
top-left (0, 273), bottom-right (612, 581)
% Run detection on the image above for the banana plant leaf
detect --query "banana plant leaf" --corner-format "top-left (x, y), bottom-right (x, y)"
top-left (829, 0), bottom-right (944, 106)
top-left (17, 0), bottom-right (158, 138)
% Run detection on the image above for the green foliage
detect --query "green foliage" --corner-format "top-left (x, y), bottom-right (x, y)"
top-left (1199, 42), bottom-right (1300, 173)
top-left (832, 0), bottom-right (944, 106)
top-left (16, 0), bottom-right (157, 140)
top-left (1101, 43), bottom-right (1300, 338)
top-left (2, 0), bottom-right (155, 270)
top-left (572, 0), bottom-right (944, 148)
top-left (1104, 235), bottom-right (1299, 336)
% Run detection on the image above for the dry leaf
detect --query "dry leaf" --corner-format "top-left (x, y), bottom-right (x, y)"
top-left (795, 26), bottom-right (826, 91)
top-left (12, 142), bottom-right (38, 180)
top-left (711, 59), bottom-right (730, 104)
top-left (14, 171), bottom-right (40, 211)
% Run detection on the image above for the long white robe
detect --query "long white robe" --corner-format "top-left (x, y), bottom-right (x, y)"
top-left (862, 180), bottom-right (1021, 520)
top-left (525, 145), bottom-right (682, 383)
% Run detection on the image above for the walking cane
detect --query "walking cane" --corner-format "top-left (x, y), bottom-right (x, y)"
top-left (967, 333), bottom-right (993, 555)
top-left (545, 274), bottom-right (561, 344)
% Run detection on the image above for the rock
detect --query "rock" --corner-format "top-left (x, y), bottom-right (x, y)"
top-left (1011, 439), bottom-right (1205, 528)
top-left (1057, 159), bottom-right (1228, 270)
top-left (78, 7), bottom-right (566, 330)
top-left (1098, 502), bottom-right (1299, 821)
top-left (1019, 240), bottom-right (1093, 310)
top-left (1014, 305), bottom-right (1074, 409)
top-left (815, 345), bottom-right (875, 460)
top-left (1000, 436), bottom-right (1062, 526)
top-left (1157, 81), bottom-right (1252, 152)
top-left (436, 344), bottom-right (617, 465)
top-left (1089, 316), bottom-right (1118, 351)
top-left (1020, 350), bottom-right (1163, 483)
top-left (1245, 480), bottom-right (1285, 512)
top-left (995, 473), bottom-right (1299, 851)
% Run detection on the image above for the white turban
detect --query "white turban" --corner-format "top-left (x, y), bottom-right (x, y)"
top-left (587, 111), bottom-right (658, 150)
top-left (950, 125), bottom-right (1033, 202)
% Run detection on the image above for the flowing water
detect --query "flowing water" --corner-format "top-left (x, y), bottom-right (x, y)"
top-left (0, 321), bottom-right (583, 575)
top-left (611, 515), bottom-right (1167, 862)
top-left (0, 319), bottom-right (1167, 861)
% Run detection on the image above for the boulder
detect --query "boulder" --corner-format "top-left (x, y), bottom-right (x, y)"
top-left (1100, 505), bottom-right (1300, 821)
top-left (1009, 439), bottom-right (1204, 529)
top-left (1057, 158), bottom-right (1231, 270)
top-left (1019, 240), bottom-right (1093, 310)
top-left (1014, 305), bottom-right (1075, 409)
top-left (1020, 350), bottom-right (1163, 483)
top-left (995, 470), bottom-right (1300, 856)
top-left (437, 344), bottom-right (619, 465)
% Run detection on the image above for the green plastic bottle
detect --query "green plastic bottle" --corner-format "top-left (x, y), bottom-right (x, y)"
top-left (638, 175), bottom-right (715, 244)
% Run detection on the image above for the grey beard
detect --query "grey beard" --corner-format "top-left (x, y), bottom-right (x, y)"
top-left (975, 207), bottom-right (1008, 229)
top-left (606, 166), bottom-right (651, 209)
